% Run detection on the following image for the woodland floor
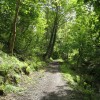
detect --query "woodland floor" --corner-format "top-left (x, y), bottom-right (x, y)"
top-left (0, 62), bottom-right (81, 100)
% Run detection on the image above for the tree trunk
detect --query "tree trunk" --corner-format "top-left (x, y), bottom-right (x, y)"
top-left (48, 23), bottom-right (58, 58)
top-left (9, 0), bottom-right (20, 55)
top-left (44, 5), bottom-right (59, 59)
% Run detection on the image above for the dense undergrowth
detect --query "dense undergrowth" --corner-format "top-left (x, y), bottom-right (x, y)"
top-left (0, 50), bottom-right (46, 95)
top-left (60, 63), bottom-right (100, 100)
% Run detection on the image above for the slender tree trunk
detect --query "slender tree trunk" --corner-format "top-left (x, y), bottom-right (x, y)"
top-left (44, 30), bottom-right (54, 58)
top-left (44, 5), bottom-right (59, 59)
top-left (9, 0), bottom-right (20, 55)
top-left (44, 18), bottom-right (57, 58)
top-left (48, 22), bottom-right (58, 58)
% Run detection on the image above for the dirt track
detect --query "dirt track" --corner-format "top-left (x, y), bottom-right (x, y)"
top-left (0, 62), bottom-right (77, 100)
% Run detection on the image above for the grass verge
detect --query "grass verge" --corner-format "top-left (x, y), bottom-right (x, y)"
top-left (60, 63), bottom-right (100, 100)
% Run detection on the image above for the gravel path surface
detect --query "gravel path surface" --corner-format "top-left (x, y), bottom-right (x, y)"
top-left (0, 62), bottom-right (76, 100)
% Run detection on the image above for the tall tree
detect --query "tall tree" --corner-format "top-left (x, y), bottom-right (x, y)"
top-left (9, 0), bottom-right (20, 55)
top-left (44, 2), bottom-right (59, 59)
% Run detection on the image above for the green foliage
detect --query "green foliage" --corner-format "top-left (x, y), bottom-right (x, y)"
top-left (26, 56), bottom-right (46, 71)
top-left (0, 51), bottom-right (27, 72)
top-left (0, 50), bottom-right (46, 94)
top-left (0, 0), bottom-right (100, 97)
top-left (0, 51), bottom-right (27, 93)
top-left (0, 43), bottom-right (4, 50)
top-left (52, 51), bottom-right (59, 59)
top-left (60, 63), bottom-right (99, 99)
top-left (0, 83), bottom-right (23, 94)
top-left (60, 64), bottom-right (78, 86)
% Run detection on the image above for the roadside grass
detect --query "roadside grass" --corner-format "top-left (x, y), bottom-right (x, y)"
top-left (60, 64), bottom-right (78, 86)
top-left (60, 63), bottom-right (100, 100)
top-left (0, 50), bottom-right (46, 95)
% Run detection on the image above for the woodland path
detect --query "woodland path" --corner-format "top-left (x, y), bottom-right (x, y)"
top-left (0, 62), bottom-right (78, 100)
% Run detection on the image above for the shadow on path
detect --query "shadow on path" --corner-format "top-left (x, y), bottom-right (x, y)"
top-left (45, 62), bottom-right (61, 73)
top-left (41, 62), bottom-right (83, 100)
top-left (40, 85), bottom-right (82, 100)
top-left (41, 91), bottom-right (74, 100)
top-left (41, 89), bottom-right (83, 100)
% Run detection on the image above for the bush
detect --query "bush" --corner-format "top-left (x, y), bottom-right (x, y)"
top-left (52, 51), bottom-right (59, 59)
